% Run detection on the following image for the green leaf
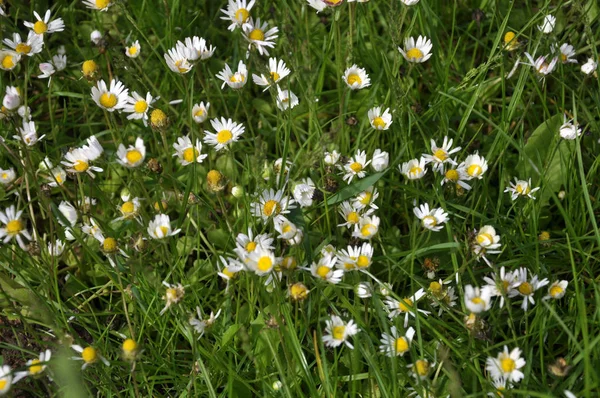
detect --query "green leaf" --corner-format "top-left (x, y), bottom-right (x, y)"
top-left (220, 324), bottom-right (241, 348)
top-left (325, 171), bottom-right (386, 206)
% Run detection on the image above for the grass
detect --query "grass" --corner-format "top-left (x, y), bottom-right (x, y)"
top-left (0, 0), bottom-right (600, 396)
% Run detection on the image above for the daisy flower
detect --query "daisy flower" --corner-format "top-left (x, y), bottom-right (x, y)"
top-left (91, 79), bottom-right (129, 112)
top-left (252, 57), bottom-right (290, 90)
top-left (47, 239), bottom-right (65, 256)
top-left (422, 136), bottom-right (461, 173)
top-left (125, 40), bottom-right (141, 58)
top-left (190, 307), bottom-right (222, 338)
top-left (486, 346), bottom-right (526, 383)
top-left (24, 10), bottom-right (65, 35)
top-left (0, 50), bottom-right (21, 71)
top-left (398, 36), bottom-right (433, 63)
top-left (538, 14), bottom-right (555, 34)
top-left (401, 0), bottom-right (420, 4)
top-left (164, 46), bottom-right (192, 74)
top-left (371, 149), bottom-right (389, 171)
top-left (428, 280), bottom-right (457, 315)
top-left (71, 345), bottom-right (110, 369)
top-left (343, 65), bottom-right (371, 90)
top-left (247, 247), bottom-right (278, 275)
top-left (306, 0), bottom-right (328, 12)
top-left (555, 43), bottom-right (577, 64)
top-left (482, 266), bottom-right (517, 308)
top-left (38, 54), bottom-right (67, 80)
top-left (464, 285), bottom-right (493, 313)
top-left (3, 32), bottom-right (44, 57)
top-left (0, 205), bottom-right (32, 249)
top-left (352, 215), bottom-right (380, 240)
top-left (472, 225), bottom-right (502, 264)
top-left (233, 228), bottom-right (274, 263)
top-left (509, 267), bottom-right (549, 311)
top-left (0, 168), bottom-right (16, 186)
top-left (123, 91), bottom-right (155, 125)
top-left (379, 326), bottom-right (415, 357)
top-left (273, 215), bottom-right (303, 245)
top-left (324, 150), bottom-right (341, 165)
top-left (441, 168), bottom-right (472, 190)
top-left (337, 242), bottom-right (373, 270)
top-left (276, 87), bottom-right (299, 111)
top-left (82, 0), bottom-right (113, 11)
top-left (458, 152), bottom-right (487, 180)
top-left (61, 136), bottom-right (104, 178)
top-left (342, 150), bottom-right (370, 183)
top-left (160, 281), bottom-right (185, 315)
top-left (251, 188), bottom-right (295, 221)
top-left (310, 254), bottom-right (344, 284)
top-left (121, 339), bottom-right (140, 361)
top-left (368, 106), bottom-right (392, 130)
top-left (581, 58), bottom-right (597, 75)
top-left (413, 203), bottom-right (449, 231)
top-left (408, 359), bottom-right (433, 380)
top-left (400, 157), bottom-right (427, 180)
top-left (242, 18), bottom-right (278, 56)
top-left (322, 315), bottom-right (359, 349)
top-left (2, 86), bottom-right (21, 111)
top-left (292, 178), bottom-right (316, 208)
top-left (13, 349), bottom-right (52, 383)
top-left (147, 214), bottom-right (181, 239)
top-left (114, 196), bottom-right (142, 223)
top-left (15, 120), bottom-right (45, 146)
top-left (220, 0), bottom-right (255, 31)
top-left (559, 117), bottom-right (582, 140)
top-left (289, 282), bottom-right (310, 301)
top-left (385, 288), bottom-right (429, 327)
top-left (338, 201), bottom-right (367, 228)
top-left (204, 117), bottom-right (245, 151)
top-left (173, 135), bottom-right (207, 165)
top-left (353, 186), bottom-right (379, 210)
top-left (503, 31), bottom-right (519, 51)
top-left (504, 177), bottom-right (540, 200)
top-left (192, 102), bottom-right (210, 123)
top-left (116, 137), bottom-right (146, 168)
top-left (543, 280), bottom-right (568, 301)
top-left (217, 255), bottom-right (245, 283)
top-left (523, 53), bottom-right (558, 76)
top-left (216, 60), bottom-right (248, 89)
top-left (177, 36), bottom-right (215, 61)
top-left (0, 365), bottom-right (14, 395)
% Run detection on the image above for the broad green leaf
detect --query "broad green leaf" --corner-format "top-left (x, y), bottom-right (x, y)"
top-left (325, 171), bottom-right (386, 206)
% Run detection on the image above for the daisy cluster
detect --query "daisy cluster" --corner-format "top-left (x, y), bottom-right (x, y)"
top-left (0, 0), bottom-right (596, 396)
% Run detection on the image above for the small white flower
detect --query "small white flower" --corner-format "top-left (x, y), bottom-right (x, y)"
top-left (91, 79), bottom-right (129, 112)
top-left (173, 135), bottom-right (208, 166)
top-left (276, 86), bottom-right (299, 111)
top-left (538, 14), bottom-right (555, 34)
top-left (543, 280), bottom-right (568, 301)
top-left (398, 35), bottom-right (433, 63)
top-left (204, 117), bottom-right (245, 151)
top-left (147, 214), bottom-right (181, 239)
top-left (82, 0), bottom-right (113, 11)
top-left (250, 188), bottom-right (296, 221)
top-left (216, 60), bottom-right (248, 89)
top-left (509, 267), bottom-right (549, 311)
top-left (164, 46), bottom-right (192, 74)
top-left (15, 120), bottom-right (45, 146)
top-left (293, 178), bottom-right (316, 207)
top-left (400, 157), bottom-right (427, 180)
top-left (355, 282), bottom-right (373, 298)
top-left (322, 315), bottom-right (359, 349)
top-left (3, 86), bottom-right (22, 111)
top-left (342, 150), bottom-right (371, 183)
top-left (47, 239), bottom-right (65, 256)
top-left (458, 152), bottom-right (487, 180)
top-left (0, 168), bottom-right (16, 186)
top-left (177, 36), bottom-right (215, 61)
top-left (116, 137), bottom-right (146, 168)
top-left (371, 149), bottom-right (389, 172)
top-left (464, 285), bottom-right (492, 313)
top-left (368, 107), bottom-right (392, 130)
top-left (220, 0), bottom-right (256, 31)
top-left (160, 281), bottom-right (185, 315)
top-left (0, 365), bottom-right (13, 395)
top-left (125, 40), bottom-right (141, 58)
top-left (504, 177), bottom-right (540, 200)
top-left (524, 52), bottom-right (558, 76)
top-left (324, 150), bottom-right (340, 165)
top-left (12, 349), bottom-right (52, 383)
top-left (90, 30), bottom-right (103, 45)
top-left (352, 215), bottom-right (380, 240)
top-left (2, 32), bottom-right (44, 57)
top-left (400, 0), bottom-right (420, 4)
top-left (555, 43), bottom-right (577, 64)
top-left (124, 91), bottom-right (156, 126)
top-left (413, 203), bottom-right (449, 232)
top-left (247, 247), bottom-right (278, 275)
top-left (379, 326), bottom-right (415, 357)
top-left (343, 65), bottom-right (371, 90)
top-left (242, 17), bottom-right (278, 56)
top-left (559, 117), bottom-right (582, 140)
top-left (581, 58), bottom-right (597, 75)
top-left (24, 10), bottom-right (65, 35)
top-left (190, 307), bottom-right (222, 338)
top-left (385, 288), bottom-right (429, 327)
top-left (71, 344), bottom-right (110, 369)
top-left (485, 346), bottom-right (526, 383)
top-left (192, 102), bottom-right (210, 123)
top-left (422, 136), bottom-right (461, 173)
top-left (0, 205), bottom-right (32, 250)
top-left (252, 57), bottom-right (291, 90)
top-left (0, 50), bottom-right (21, 71)
top-left (310, 254), bottom-right (344, 284)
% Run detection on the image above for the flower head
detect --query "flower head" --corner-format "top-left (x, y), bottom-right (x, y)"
top-left (504, 177), bottom-right (540, 200)
top-left (204, 117), bottom-right (245, 151)
top-left (413, 203), bottom-right (449, 232)
top-left (124, 91), bottom-right (156, 125)
top-left (322, 315), bottom-right (359, 349)
top-left (379, 326), bottom-right (415, 357)
top-left (0, 205), bottom-right (32, 250)
top-left (71, 345), bottom-right (110, 369)
top-left (220, 0), bottom-right (256, 31)
top-left (147, 214), bottom-right (181, 239)
top-left (83, 0), bottom-right (113, 11)
top-left (91, 79), bottom-right (129, 112)
top-left (192, 102), bottom-right (210, 123)
top-left (242, 18), bottom-right (278, 56)
top-left (486, 346), bottom-right (526, 383)
top-left (3, 32), bottom-right (44, 57)
top-left (24, 10), bottom-right (65, 35)
top-left (173, 135), bottom-right (207, 165)
top-left (216, 60), bottom-right (248, 89)
top-left (538, 14), bottom-right (555, 34)
top-left (343, 65), bottom-right (371, 90)
top-left (398, 36), bottom-right (433, 63)
top-left (160, 281), bottom-right (185, 314)
top-left (252, 57), bottom-right (291, 90)
top-left (400, 157), bottom-right (427, 180)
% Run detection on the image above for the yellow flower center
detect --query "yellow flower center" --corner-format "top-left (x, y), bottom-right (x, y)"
top-left (73, 160), bottom-right (89, 172)
top-left (433, 149), bottom-right (448, 161)
top-left (234, 8), bottom-right (249, 23)
top-left (539, 231), bottom-right (550, 241)
top-left (361, 223), bottom-right (375, 237)
top-left (409, 166), bottom-right (423, 176)
top-left (429, 281), bottom-right (442, 294)
top-left (343, 262), bottom-right (355, 270)
top-left (128, 46), bottom-right (138, 56)
top-left (467, 164), bottom-right (482, 177)
top-left (290, 283), bottom-right (308, 300)
top-left (55, 174), bottom-right (64, 184)
top-left (282, 256), bottom-right (297, 269)
top-left (96, 0), bottom-right (111, 9)
top-left (182, 147), bottom-right (198, 163)
top-left (150, 109), bottom-right (167, 127)
top-left (356, 255), bottom-right (370, 268)
top-left (414, 360), bottom-right (429, 376)
top-left (550, 285), bottom-right (564, 297)
top-left (500, 357), bottom-right (516, 373)
top-left (476, 232), bottom-right (493, 245)
top-left (1, 54), bottom-right (15, 69)
top-left (99, 93), bottom-right (118, 109)
top-left (166, 287), bottom-right (178, 300)
top-left (16, 43), bottom-right (32, 54)
top-left (82, 60), bottom-right (98, 77)
top-left (345, 212), bottom-right (359, 225)
top-left (174, 60), bottom-right (188, 73)
top-left (422, 215), bottom-right (437, 227)
top-left (504, 31), bottom-right (516, 45)
top-left (518, 282), bottom-right (533, 296)
top-left (263, 200), bottom-right (281, 217)
top-left (28, 359), bottom-right (43, 374)
top-left (122, 339), bottom-right (137, 353)
top-left (33, 20), bottom-right (48, 35)
top-left (282, 224), bottom-right (292, 234)
top-left (316, 265), bottom-right (330, 279)
top-left (121, 201), bottom-right (135, 214)
top-left (103, 237), bottom-right (118, 253)
top-left (126, 149), bottom-right (143, 165)
top-left (347, 73), bottom-right (361, 86)
top-left (134, 100), bottom-right (147, 113)
top-left (516, 184), bottom-right (530, 195)
top-left (159, 226), bottom-right (169, 237)
top-left (207, 170), bottom-right (223, 187)
top-left (349, 162), bottom-right (363, 173)
top-left (194, 108), bottom-right (205, 118)
top-left (398, 298), bottom-right (413, 312)
top-left (332, 325), bottom-right (346, 340)
top-left (395, 337), bottom-right (409, 354)
top-left (249, 29), bottom-right (265, 41)
top-left (372, 116), bottom-right (386, 129)
top-left (229, 74), bottom-right (244, 83)
top-left (1, 173), bottom-right (8, 180)
top-left (0, 380), bottom-right (6, 390)
top-left (471, 297), bottom-right (484, 305)
top-left (216, 130), bottom-right (233, 144)
top-left (245, 241), bottom-right (257, 252)
top-left (560, 53), bottom-right (567, 63)
top-left (222, 267), bottom-right (235, 279)
top-left (257, 256), bottom-right (273, 272)
top-left (406, 48), bottom-right (424, 61)
top-left (6, 219), bottom-right (23, 235)
top-left (270, 71), bottom-right (280, 81)
top-left (360, 192), bottom-right (372, 205)
top-left (81, 347), bottom-right (97, 363)
top-left (501, 280), bottom-right (510, 293)
top-left (445, 169), bottom-right (459, 182)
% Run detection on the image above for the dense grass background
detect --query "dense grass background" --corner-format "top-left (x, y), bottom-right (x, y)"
top-left (1, 0), bottom-right (599, 396)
